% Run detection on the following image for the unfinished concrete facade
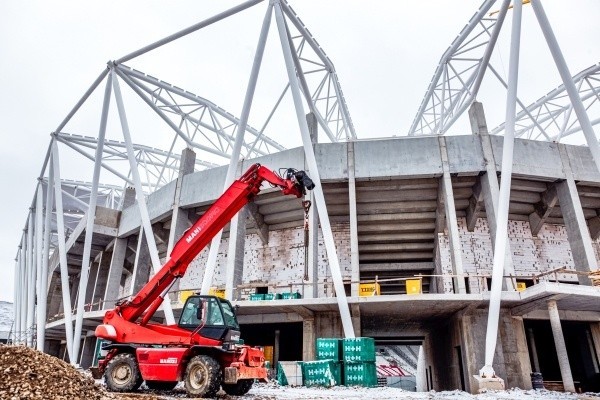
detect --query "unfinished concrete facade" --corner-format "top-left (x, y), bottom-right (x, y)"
top-left (29, 106), bottom-right (600, 392)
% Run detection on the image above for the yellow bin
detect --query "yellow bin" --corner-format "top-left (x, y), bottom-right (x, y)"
top-left (516, 282), bottom-right (527, 292)
top-left (359, 283), bottom-right (380, 296)
top-left (209, 287), bottom-right (226, 299)
top-left (406, 279), bottom-right (422, 295)
top-left (179, 290), bottom-right (195, 303)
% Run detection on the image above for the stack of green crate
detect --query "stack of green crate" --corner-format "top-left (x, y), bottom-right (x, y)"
top-left (249, 293), bottom-right (265, 301)
top-left (316, 338), bottom-right (342, 361)
top-left (264, 293), bottom-right (282, 300)
top-left (301, 360), bottom-right (342, 387)
top-left (342, 337), bottom-right (377, 387)
top-left (281, 292), bottom-right (302, 299)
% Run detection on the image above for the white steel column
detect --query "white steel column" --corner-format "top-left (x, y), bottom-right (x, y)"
top-left (12, 257), bottom-right (19, 343)
top-left (531, 0), bottom-right (600, 172)
top-left (547, 300), bottom-right (575, 392)
top-left (51, 141), bottom-right (74, 361)
top-left (26, 211), bottom-right (35, 347)
top-left (274, 0), bottom-right (354, 338)
top-left (18, 237), bottom-right (26, 343)
top-left (481, 0), bottom-right (521, 378)
top-left (72, 74), bottom-right (113, 361)
top-left (34, 182), bottom-right (45, 351)
top-left (112, 70), bottom-right (175, 325)
top-left (201, 3), bottom-right (273, 294)
top-left (38, 161), bottom-right (54, 351)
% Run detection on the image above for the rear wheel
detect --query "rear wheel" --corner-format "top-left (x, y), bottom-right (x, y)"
top-left (145, 380), bottom-right (178, 391)
top-left (104, 353), bottom-right (143, 392)
top-left (184, 355), bottom-right (222, 398)
top-left (222, 379), bottom-right (254, 396)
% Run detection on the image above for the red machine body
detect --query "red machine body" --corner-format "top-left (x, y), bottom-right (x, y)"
top-left (94, 164), bottom-right (313, 396)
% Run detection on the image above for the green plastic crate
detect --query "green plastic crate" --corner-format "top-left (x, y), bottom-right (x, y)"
top-left (281, 292), bottom-right (302, 299)
top-left (316, 338), bottom-right (342, 361)
top-left (249, 293), bottom-right (265, 301)
top-left (343, 337), bottom-right (376, 362)
top-left (301, 360), bottom-right (342, 387)
top-left (264, 293), bottom-right (282, 300)
top-left (343, 362), bottom-right (377, 387)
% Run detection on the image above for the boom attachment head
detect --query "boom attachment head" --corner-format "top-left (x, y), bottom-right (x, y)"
top-left (285, 168), bottom-right (315, 194)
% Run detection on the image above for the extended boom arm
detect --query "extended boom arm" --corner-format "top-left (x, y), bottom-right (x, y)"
top-left (116, 163), bottom-right (314, 325)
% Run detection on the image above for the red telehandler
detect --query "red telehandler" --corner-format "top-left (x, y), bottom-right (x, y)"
top-left (94, 163), bottom-right (314, 397)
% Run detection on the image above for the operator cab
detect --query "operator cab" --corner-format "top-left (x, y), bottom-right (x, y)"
top-left (179, 295), bottom-right (241, 345)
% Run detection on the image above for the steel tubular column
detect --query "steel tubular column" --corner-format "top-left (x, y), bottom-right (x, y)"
top-left (26, 211), bottom-right (35, 347)
top-left (531, 0), bottom-right (600, 172)
top-left (38, 160), bottom-right (54, 351)
top-left (51, 142), bottom-right (75, 361)
top-left (19, 237), bottom-right (26, 343)
top-left (34, 182), bottom-right (45, 351)
top-left (112, 71), bottom-right (176, 325)
top-left (481, 0), bottom-right (522, 378)
top-left (72, 74), bottom-right (113, 361)
top-left (13, 257), bottom-right (19, 343)
top-left (201, 3), bottom-right (274, 294)
top-left (274, 0), bottom-right (354, 338)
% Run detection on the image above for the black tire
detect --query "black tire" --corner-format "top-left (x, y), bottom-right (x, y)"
top-left (222, 379), bottom-right (254, 396)
top-left (184, 355), bottom-right (222, 398)
top-left (145, 380), bottom-right (178, 391)
top-left (104, 353), bottom-right (143, 392)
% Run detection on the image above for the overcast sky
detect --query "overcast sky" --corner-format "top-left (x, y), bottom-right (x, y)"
top-left (0, 0), bottom-right (598, 303)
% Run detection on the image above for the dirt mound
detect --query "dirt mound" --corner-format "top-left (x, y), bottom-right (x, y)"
top-left (0, 344), bottom-right (108, 400)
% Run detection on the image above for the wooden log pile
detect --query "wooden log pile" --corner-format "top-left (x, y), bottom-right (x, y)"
top-left (0, 344), bottom-right (109, 400)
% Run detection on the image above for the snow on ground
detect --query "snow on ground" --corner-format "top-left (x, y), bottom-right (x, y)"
top-left (244, 384), bottom-right (600, 400)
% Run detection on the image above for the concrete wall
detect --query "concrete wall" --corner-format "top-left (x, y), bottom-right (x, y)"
top-left (437, 218), bottom-right (583, 293)
top-left (178, 224), bottom-right (351, 298)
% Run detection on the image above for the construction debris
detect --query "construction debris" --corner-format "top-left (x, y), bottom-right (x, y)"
top-left (0, 345), bottom-right (159, 400)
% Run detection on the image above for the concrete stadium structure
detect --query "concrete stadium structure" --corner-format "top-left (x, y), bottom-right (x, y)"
top-left (10, 0), bottom-right (600, 395)
top-left (33, 104), bottom-right (600, 393)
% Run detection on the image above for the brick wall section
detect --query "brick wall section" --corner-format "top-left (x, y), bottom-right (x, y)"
top-left (177, 223), bottom-right (351, 298)
top-left (438, 218), bottom-right (585, 294)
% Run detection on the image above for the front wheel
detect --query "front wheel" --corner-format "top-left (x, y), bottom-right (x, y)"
top-left (222, 379), bottom-right (254, 396)
top-left (184, 355), bottom-right (222, 398)
top-left (104, 353), bottom-right (143, 392)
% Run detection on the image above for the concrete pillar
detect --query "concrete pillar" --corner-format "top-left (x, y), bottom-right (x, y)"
top-left (103, 238), bottom-right (127, 309)
top-left (302, 318), bottom-right (316, 361)
top-left (84, 261), bottom-right (99, 310)
top-left (351, 304), bottom-right (361, 337)
top-left (92, 251), bottom-right (111, 308)
top-left (557, 145), bottom-right (596, 285)
top-left (469, 102), bottom-right (515, 290)
top-left (274, 329), bottom-right (281, 367)
top-left (347, 141), bottom-right (360, 297)
top-left (167, 148), bottom-right (195, 293)
top-left (225, 207), bottom-right (247, 300)
top-left (78, 333), bottom-right (97, 369)
top-left (547, 300), bottom-right (575, 392)
top-left (591, 322), bottom-right (600, 363)
top-left (439, 137), bottom-right (466, 294)
top-left (306, 113), bottom-right (320, 298)
top-left (69, 275), bottom-right (80, 314)
top-left (130, 229), bottom-right (152, 296)
top-left (526, 328), bottom-right (541, 373)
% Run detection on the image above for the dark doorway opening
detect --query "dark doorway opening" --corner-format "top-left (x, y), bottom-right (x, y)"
top-left (240, 322), bottom-right (303, 362)
top-left (525, 319), bottom-right (600, 392)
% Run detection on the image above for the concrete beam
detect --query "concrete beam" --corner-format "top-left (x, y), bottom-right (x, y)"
top-left (225, 208), bottom-right (247, 301)
top-left (557, 144), bottom-right (596, 285)
top-left (466, 177), bottom-right (483, 232)
top-left (589, 215), bottom-right (600, 240)
top-left (246, 202), bottom-right (269, 245)
top-left (528, 184), bottom-right (558, 236)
